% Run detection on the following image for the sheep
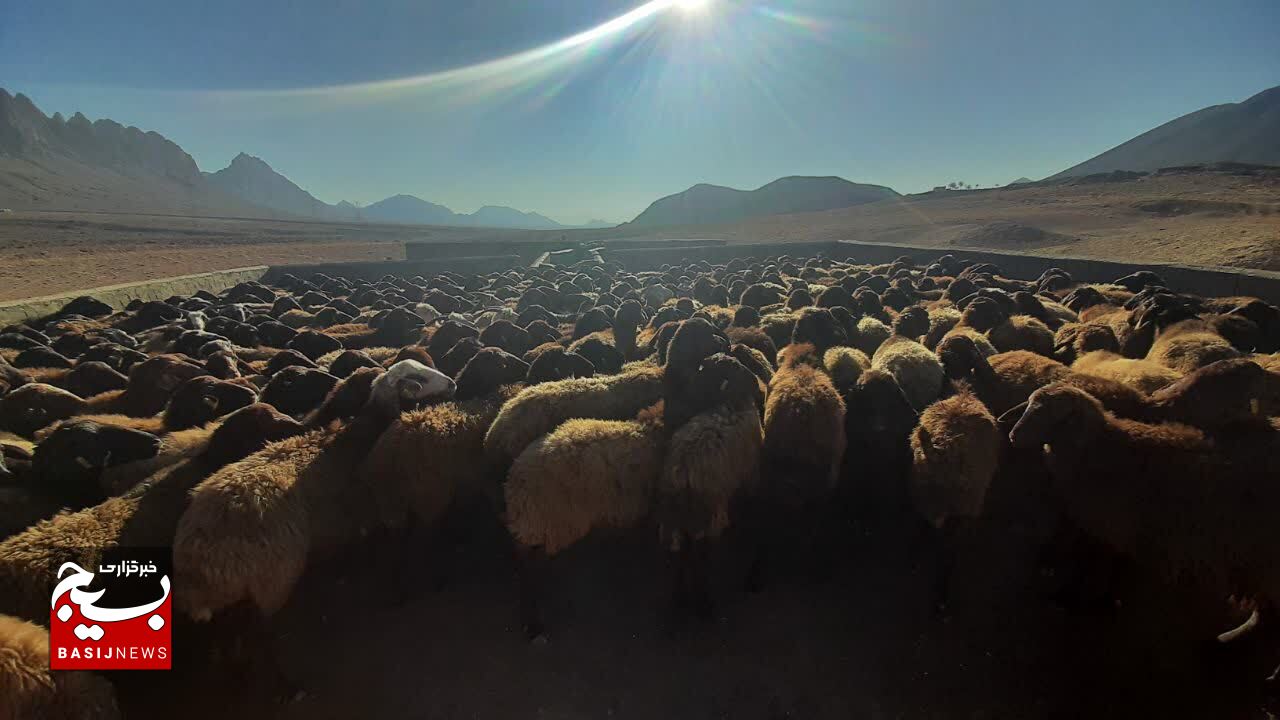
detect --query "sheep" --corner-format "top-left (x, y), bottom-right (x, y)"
top-left (0, 383), bottom-right (88, 438)
top-left (570, 300), bottom-right (646, 361)
top-left (661, 318), bottom-right (731, 430)
top-left (909, 391), bottom-right (1002, 527)
top-left (483, 364), bottom-right (665, 465)
top-left (505, 409), bottom-right (663, 558)
top-left (326, 307), bottom-right (425, 349)
top-left (790, 307), bottom-right (848, 354)
top-left (81, 355), bottom-right (208, 418)
top-left (453, 348), bottom-right (529, 402)
top-left (55, 376), bottom-right (256, 439)
top-left (823, 345), bottom-right (871, 393)
top-left (938, 334), bottom-right (1150, 419)
top-left (1072, 351), bottom-right (1182, 394)
top-left (657, 354), bottom-right (764, 616)
top-left (871, 335), bottom-right (945, 411)
top-left (1008, 384), bottom-right (1280, 645)
top-left (761, 343), bottom-right (846, 502)
top-left (1052, 322), bottom-right (1120, 365)
top-left (0, 614), bottom-right (119, 720)
top-left (850, 316), bottom-right (892, 357)
top-left (0, 404), bottom-right (304, 625)
top-left (258, 366), bottom-right (339, 418)
top-left (20, 420), bottom-right (162, 512)
top-left (524, 344), bottom-right (595, 384)
top-left (837, 369), bottom-right (919, 525)
top-left (173, 361), bottom-right (456, 623)
top-left (502, 318), bottom-right (737, 636)
top-left (1146, 319), bottom-right (1241, 374)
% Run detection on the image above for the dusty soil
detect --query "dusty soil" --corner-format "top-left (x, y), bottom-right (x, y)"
top-left (1, 168), bottom-right (1277, 302)
top-left (108, 512), bottom-right (1275, 720)
top-left (0, 212), bottom-right (538, 301)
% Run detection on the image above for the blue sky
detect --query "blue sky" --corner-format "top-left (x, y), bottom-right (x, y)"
top-left (4, 0), bottom-right (1278, 224)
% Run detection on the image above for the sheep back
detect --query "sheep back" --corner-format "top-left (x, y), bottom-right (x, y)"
top-left (483, 365), bottom-right (663, 463)
top-left (172, 434), bottom-right (316, 620)
top-left (505, 418), bottom-right (662, 555)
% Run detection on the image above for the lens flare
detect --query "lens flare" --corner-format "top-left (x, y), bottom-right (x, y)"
top-left (204, 0), bottom-right (716, 106)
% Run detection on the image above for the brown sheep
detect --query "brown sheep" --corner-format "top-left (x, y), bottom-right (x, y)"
top-left (1146, 319), bottom-right (1241, 374)
top-left (0, 614), bottom-right (119, 720)
top-left (0, 404), bottom-right (304, 625)
top-left (1009, 384), bottom-right (1280, 645)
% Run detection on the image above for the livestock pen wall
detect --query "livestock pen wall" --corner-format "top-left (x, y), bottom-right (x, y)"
top-left (261, 255), bottom-right (523, 284)
top-left (0, 265), bottom-right (269, 326)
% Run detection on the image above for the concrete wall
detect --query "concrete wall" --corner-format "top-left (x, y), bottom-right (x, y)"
top-left (261, 255), bottom-right (522, 283)
top-left (601, 241), bottom-right (838, 271)
top-left (0, 266), bottom-right (268, 326)
top-left (406, 240), bottom-right (569, 264)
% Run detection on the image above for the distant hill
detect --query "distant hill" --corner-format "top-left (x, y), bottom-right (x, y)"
top-left (360, 195), bottom-right (602, 229)
top-left (628, 176), bottom-right (899, 227)
top-left (1052, 86), bottom-right (1280, 179)
top-left (206, 153), bottom-right (355, 221)
top-left (0, 88), bottom-right (601, 228)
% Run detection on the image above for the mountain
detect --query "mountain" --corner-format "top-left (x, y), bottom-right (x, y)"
top-left (359, 194), bottom-right (594, 229)
top-left (0, 89), bottom-right (268, 216)
top-left (362, 194), bottom-right (458, 225)
top-left (628, 176), bottom-right (900, 227)
top-left (1052, 86), bottom-right (1280, 179)
top-left (0, 88), bottom-right (598, 228)
top-left (206, 153), bottom-right (352, 221)
top-left (1007, 177), bottom-right (1035, 186)
top-left (581, 219), bottom-right (616, 229)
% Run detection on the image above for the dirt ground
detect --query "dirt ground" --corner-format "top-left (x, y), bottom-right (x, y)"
top-left (1, 168), bottom-right (1277, 302)
top-left (106, 503), bottom-right (1277, 720)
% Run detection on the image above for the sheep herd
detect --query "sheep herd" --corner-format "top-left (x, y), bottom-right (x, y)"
top-left (0, 251), bottom-right (1278, 717)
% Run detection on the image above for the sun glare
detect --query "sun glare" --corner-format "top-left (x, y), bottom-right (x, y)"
top-left (675, 0), bottom-right (713, 15)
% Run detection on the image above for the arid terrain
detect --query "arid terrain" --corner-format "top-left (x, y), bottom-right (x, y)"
top-left (1, 166), bottom-right (1276, 302)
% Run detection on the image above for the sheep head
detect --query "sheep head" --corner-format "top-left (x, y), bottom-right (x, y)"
top-left (162, 376), bottom-right (257, 431)
top-left (936, 334), bottom-right (982, 380)
top-left (959, 296), bottom-right (1008, 332)
top-left (1008, 384), bottom-right (1105, 450)
top-left (892, 306), bottom-right (930, 340)
top-left (791, 307), bottom-right (848, 353)
top-left (664, 318), bottom-right (729, 377)
top-left (455, 348), bottom-right (529, 401)
top-left (33, 419), bottom-right (162, 507)
top-left (260, 366), bottom-right (340, 417)
top-left (370, 359), bottom-right (455, 414)
top-left (202, 403), bottom-right (305, 468)
top-left (0, 383), bottom-right (89, 438)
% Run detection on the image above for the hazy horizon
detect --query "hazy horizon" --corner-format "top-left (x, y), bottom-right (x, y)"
top-left (5, 0), bottom-right (1278, 224)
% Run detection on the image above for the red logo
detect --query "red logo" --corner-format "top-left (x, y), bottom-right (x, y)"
top-left (49, 556), bottom-right (172, 670)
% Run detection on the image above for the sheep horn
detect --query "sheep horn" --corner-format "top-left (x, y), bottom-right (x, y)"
top-left (1217, 608), bottom-right (1260, 643)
